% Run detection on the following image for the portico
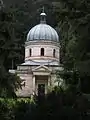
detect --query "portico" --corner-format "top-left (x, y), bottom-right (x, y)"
top-left (32, 65), bottom-right (51, 95)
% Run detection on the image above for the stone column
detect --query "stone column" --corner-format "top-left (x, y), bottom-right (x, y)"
top-left (48, 75), bottom-right (51, 86)
top-left (33, 75), bottom-right (35, 94)
top-left (47, 75), bottom-right (51, 94)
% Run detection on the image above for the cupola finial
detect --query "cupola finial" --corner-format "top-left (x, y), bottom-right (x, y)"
top-left (42, 6), bottom-right (44, 13)
top-left (40, 6), bottom-right (46, 24)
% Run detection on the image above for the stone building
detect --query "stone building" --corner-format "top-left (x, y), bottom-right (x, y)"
top-left (11, 11), bottom-right (63, 97)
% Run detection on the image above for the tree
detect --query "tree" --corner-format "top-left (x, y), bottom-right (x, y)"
top-left (0, 4), bottom-right (22, 97)
top-left (54, 0), bottom-right (90, 93)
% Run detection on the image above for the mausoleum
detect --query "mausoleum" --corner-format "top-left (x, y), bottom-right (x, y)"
top-left (11, 10), bottom-right (63, 97)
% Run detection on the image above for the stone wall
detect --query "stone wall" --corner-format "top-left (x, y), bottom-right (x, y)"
top-left (25, 41), bottom-right (60, 62)
top-left (16, 73), bottom-right (33, 97)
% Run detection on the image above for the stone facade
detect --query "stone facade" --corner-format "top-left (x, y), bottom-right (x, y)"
top-left (15, 65), bottom-right (63, 97)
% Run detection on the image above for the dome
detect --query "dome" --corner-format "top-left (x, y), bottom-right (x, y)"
top-left (27, 11), bottom-right (59, 42)
top-left (27, 24), bottom-right (59, 42)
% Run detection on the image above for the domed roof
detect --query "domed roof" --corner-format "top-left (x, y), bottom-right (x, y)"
top-left (27, 11), bottom-right (59, 42)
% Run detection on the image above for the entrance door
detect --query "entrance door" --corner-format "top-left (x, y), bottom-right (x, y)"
top-left (38, 84), bottom-right (45, 96)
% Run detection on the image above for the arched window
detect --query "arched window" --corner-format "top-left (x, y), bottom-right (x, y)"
top-left (29, 49), bottom-right (32, 57)
top-left (53, 49), bottom-right (56, 57)
top-left (41, 48), bottom-right (44, 56)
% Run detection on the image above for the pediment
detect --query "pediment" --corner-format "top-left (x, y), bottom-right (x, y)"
top-left (32, 65), bottom-right (51, 72)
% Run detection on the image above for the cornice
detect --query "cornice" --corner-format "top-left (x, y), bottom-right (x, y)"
top-left (25, 40), bottom-right (60, 47)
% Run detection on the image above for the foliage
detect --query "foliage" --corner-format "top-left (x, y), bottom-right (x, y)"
top-left (57, 0), bottom-right (90, 72)
top-left (0, 4), bottom-right (23, 97)
top-left (0, 98), bottom-right (35, 120)
top-left (0, 89), bottom-right (89, 120)
top-left (53, 0), bottom-right (90, 93)
top-left (0, 72), bottom-right (22, 98)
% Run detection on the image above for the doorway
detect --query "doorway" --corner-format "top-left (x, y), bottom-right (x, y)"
top-left (38, 84), bottom-right (45, 96)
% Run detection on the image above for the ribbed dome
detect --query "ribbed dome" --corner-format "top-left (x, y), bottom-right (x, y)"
top-left (27, 24), bottom-right (59, 42)
top-left (26, 11), bottom-right (59, 42)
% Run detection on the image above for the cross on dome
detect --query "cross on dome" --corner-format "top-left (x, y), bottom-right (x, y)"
top-left (42, 6), bottom-right (45, 13)
top-left (40, 6), bottom-right (47, 24)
